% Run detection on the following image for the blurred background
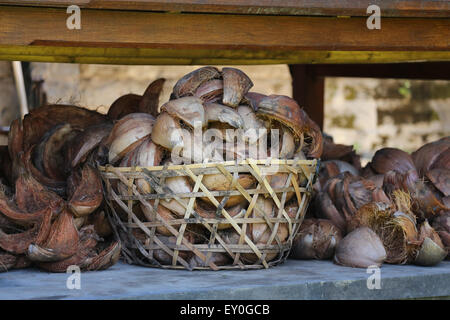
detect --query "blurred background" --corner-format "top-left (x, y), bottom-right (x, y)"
top-left (0, 62), bottom-right (449, 163)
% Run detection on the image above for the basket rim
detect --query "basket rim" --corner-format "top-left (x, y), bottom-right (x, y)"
top-left (98, 158), bottom-right (318, 172)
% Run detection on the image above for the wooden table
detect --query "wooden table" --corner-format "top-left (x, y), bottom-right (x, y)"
top-left (0, 1), bottom-right (449, 126)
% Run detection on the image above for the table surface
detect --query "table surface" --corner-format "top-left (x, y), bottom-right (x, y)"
top-left (1, 259), bottom-right (449, 300)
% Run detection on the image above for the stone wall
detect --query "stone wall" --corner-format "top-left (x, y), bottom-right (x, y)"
top-left (1, 62), bottom-right (449, 162)
top-left (324, 77), bottom-right (450, 162)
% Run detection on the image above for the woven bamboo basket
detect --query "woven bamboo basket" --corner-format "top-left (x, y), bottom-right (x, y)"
top-left (98, 158), bottom-right (318, 270)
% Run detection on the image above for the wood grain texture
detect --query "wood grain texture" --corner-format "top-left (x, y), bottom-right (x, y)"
top-left (2, 46), bottom-right (450, 65)
top-left (0, 0), bottom-right (449, 17)
top-left (0, 6), bottom-right (449, 65)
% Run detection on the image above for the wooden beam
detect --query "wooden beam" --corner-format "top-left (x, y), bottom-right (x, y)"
top-left (1, 46), bottom-right (449, 65)
top-left (293, 62), bottom-right (450, 80)
top-left (0, 6), bottom-right (449, 65)
top-left (289, 65), bottom-right (325, 130)
top-left (0, 0), bottom-right (449, 18)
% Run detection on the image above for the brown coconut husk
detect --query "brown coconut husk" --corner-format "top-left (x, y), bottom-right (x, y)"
top-left (349, 190), bottom-right (420, 264)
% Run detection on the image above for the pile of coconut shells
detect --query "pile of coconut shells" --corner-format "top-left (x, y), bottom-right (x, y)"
top-left (290, 135), bottom-right (450, 268)
top-left (105, 66), bottom-right (323, 268)
top-left (0, 104), bottom-right (125, 272)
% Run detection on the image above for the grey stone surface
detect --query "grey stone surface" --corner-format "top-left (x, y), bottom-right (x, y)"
top-left (0, 260), bottom-right (449, 300)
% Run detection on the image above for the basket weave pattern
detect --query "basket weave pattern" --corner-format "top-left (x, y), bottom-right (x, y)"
top-left (99, 159), bottom-right (318, 270)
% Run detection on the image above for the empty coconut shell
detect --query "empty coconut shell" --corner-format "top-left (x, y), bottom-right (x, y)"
top-left (413, 137), bottom-right (450, 176)
top-left (107, 93), bottom-right (142, 120)
top-left (370, 147), bottom-right (417, 176)
top-left (21, 104), bottom-right (108, 151)
top-left (189, 252), bottom-right (231, 268)
top-left (194, 79), bottom-right (223, 103)
top-left (138, 78), bottom-right (165, 117)
top-left (161, 96), bottom-right (206, 129)
top-left (151, 112), bottom-right (184, 151)
top-left (172, 66), bottom-right (220, 99)
top-left (432, 213), bottom-right (450, 259)
top-left (27, 208), bottom-right (79, 262)
top-left (290, 219), bottom-right (342, 260)
top-left (415, 220), bottom-right (447, 266)
top-left (0, 206), bottom-right (53, 255)
top-left (159, 175), bottom-right (194, 217)
top-left (200, 173), bottom-right (256, 208)
top-left (204, 102), bottom-right (244, 129)
top-left (67, 164), bottom-right (103, 217)
top-left (426, 168), bottom-right (450, 197)
top-left (35, 225), bottom-right (100, 272)
top-left (66, 122), bottom-right (113, 169)
top-left (87, 210), bottom-right (112, 238)
top-left (255, 95), bottom-right (323, 158)
top-left (106, 112), bottom-right (155, 164)
top-left (222, 67), bottom-right (253, 107)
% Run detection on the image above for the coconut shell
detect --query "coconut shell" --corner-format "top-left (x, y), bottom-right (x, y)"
top-left (200, 173), bottom-right (256, 208)
top-left (315, 191), bottom-right (347, 234)
top-left (22, 104), bottom-right (108, 151)
top-left (106, 113), bottom-right (155, 164)
top-left (15, 171), bottom-right (64, 215)
top-left (151, 112), bottom-right (184, 151)
top-left (0, 206), bottom-right (53, 254)
top-left (35, 225), bottom-right (100, 272)
top-left (204, 103), bottom-right (244, 128)
top-left (66, 122), bottom-right (113, 169)
top-left (334, 227), bottom-right (386, 268)
top-left (87, 210), bottom-right (112, 238)
top-left (27, 208), bottom-right (79, 262)
top-left (370, 147), bottom-right (417, 175)
top-left (141, 200), bottom-right (178, 236)
top-left (255, 95), bottom-right (323, 158)
top-left (189, 252), bottom-right (231, 268)
top-left (68, 164), bottom-right (103, 217)
top-left (86, 241), bottom-right (121, 271)
top-left (426, 168), bottom-right (450, 197)
top-left (290, 219), bottom-right (342, 260)
top-left (244, 92), bottom-right (267, 111)
top-left (413, 137), bottom-right (450, 176)
top-left (107, 94), bottom-right (142, 120)
top-left (172, 66), bottom-right (221, 99)
top-left (432, 212), bottom-right (450, 257)
top-left (139, 78), bottom-right (165, 117)
top-left (415, 221), bottom-right (446, 266)
top-left (321, 137), bottom-right (361, 170)
top-left (151, 235), bottom-right (194, 265)
top-left (222, 67), bottom-right (253, 107)
top-left (194, 79), bottom-right (223, 103)
top-left (161, 96), bottom-right (206, 129)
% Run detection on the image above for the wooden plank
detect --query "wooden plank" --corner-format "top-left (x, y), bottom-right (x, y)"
top-left (1, 45), bottom-right (449, 65)
top-left (0, 6), bottom-right (449, 50)
top-left (0, 6), bottom-right (449, 65)
top-left (0, 0), bottom-right (449, 17)
top-left (293, 62), bottom-right (450, 80)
